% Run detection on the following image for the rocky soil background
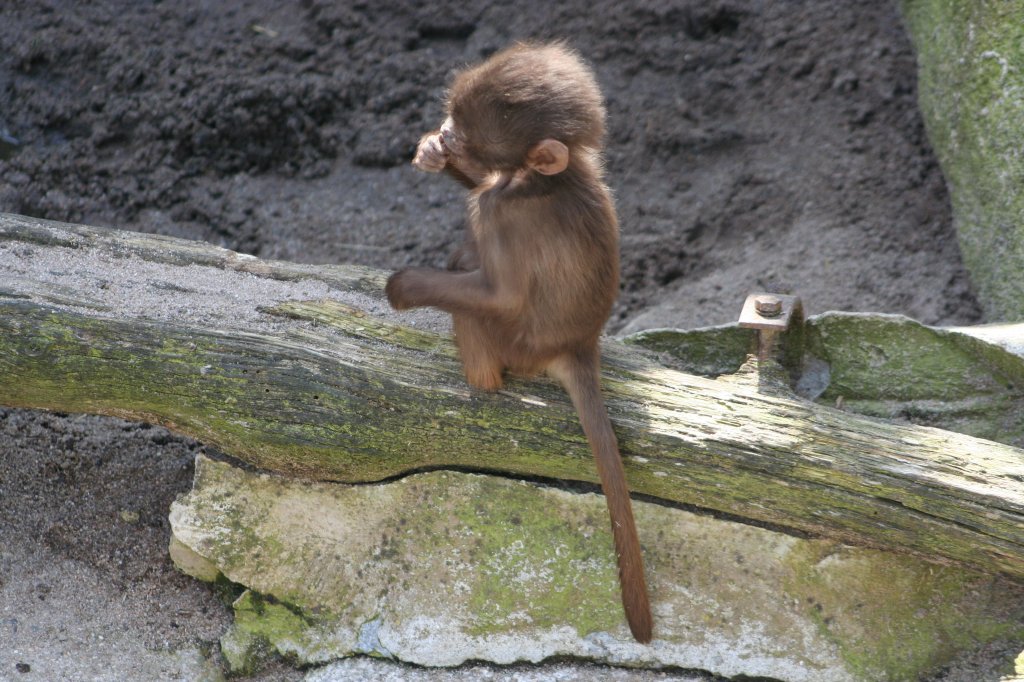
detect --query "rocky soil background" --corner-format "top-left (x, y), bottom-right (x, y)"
top-left (0, 0), bottom-right (1008, 680)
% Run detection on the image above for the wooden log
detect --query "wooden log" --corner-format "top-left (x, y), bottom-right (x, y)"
top-left (1, 211), bottom-right (1022, 579)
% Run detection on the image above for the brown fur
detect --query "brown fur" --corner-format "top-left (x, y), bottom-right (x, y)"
top-left (387, 42), bottom-right (653, 643)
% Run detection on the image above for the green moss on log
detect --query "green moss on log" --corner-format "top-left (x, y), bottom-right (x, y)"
top-left (3, 298), bottom-right (1023, 579)
top-left (2, 213), bottom-right (1023, 582)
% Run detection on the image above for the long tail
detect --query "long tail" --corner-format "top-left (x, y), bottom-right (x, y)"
top-left (549, 349), bottom-right (653, 643)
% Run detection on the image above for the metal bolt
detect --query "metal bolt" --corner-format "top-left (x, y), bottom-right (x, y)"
top-left (754, 295), bottom-right (783, 318)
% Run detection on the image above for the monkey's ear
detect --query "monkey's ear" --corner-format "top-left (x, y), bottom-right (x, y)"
top-left (526, 139), bottom-right (569, 175)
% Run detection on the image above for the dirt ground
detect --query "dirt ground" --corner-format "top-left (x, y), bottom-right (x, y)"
top-left (0, 0), bottom-right (1014, 680)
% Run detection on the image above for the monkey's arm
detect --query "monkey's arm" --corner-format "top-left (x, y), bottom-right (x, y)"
top-left (386, 268), bottom-right (523, 320)
top-left (443, 161), bottom-right (481, 190)
top-left (446, 233), bottom-right (480, 271)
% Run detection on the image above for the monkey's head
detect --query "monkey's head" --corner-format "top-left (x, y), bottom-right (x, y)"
top-left (444, 42), bottom-right (606, 175)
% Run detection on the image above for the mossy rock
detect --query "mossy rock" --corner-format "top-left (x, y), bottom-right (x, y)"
top-left (624, 313), bottom-right (1024, 446)
top-left (170, 455), bottom-right (1024, 680)
top-left (901, 0), bottom-right (1024, 321)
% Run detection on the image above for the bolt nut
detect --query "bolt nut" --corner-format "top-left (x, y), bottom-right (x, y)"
top-left (754, 295), bottom-right (783, 318)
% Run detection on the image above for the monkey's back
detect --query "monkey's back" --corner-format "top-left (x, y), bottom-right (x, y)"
top-left (471, 162), bottom-right (619, 367)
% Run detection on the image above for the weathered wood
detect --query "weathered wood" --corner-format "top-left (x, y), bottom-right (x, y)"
top-left (1, 212), bottom-right (1022, 579)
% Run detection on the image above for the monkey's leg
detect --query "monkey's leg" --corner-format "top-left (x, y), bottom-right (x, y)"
top-left (386, 268), bottom-right (524, 320)
top-left (453, 315), bottom-right (504, 391)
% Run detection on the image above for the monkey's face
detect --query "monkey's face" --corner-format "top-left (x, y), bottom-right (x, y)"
top-left (444, 103), bottom-right (533, 173)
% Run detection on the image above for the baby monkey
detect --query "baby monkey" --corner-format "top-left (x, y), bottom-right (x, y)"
top-left (386, 42), bottom-right (653, 643)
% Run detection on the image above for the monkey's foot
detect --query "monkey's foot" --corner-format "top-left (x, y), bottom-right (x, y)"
top-left (465, 365), bottom-right (504, 392)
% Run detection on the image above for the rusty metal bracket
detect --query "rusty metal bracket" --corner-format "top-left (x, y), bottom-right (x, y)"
top-left (738, 293), bottom-right (805, 378)
top-left (739, 293), bottom-right (802, 332)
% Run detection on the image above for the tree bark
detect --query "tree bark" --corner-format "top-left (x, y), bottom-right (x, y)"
top-left (1, 212), bottom-right (1022, 578)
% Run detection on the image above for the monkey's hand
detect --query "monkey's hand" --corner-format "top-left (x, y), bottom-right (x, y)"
top-left (386, 268), bottom-right (429, 310)
top-left (412, 132), bottom-right (448, 173)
